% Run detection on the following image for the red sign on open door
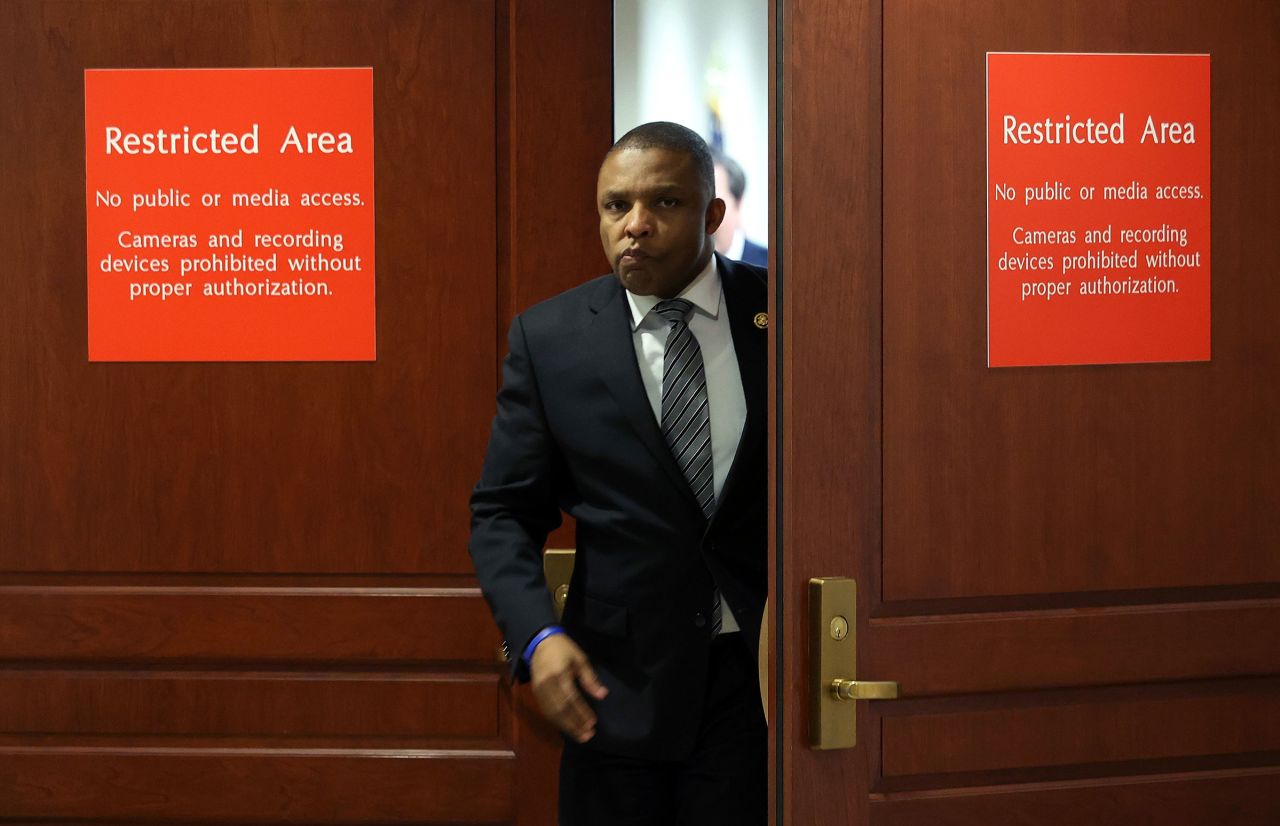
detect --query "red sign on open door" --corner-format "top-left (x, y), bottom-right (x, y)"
top-left (987, 53), bottom-right (1210, 367)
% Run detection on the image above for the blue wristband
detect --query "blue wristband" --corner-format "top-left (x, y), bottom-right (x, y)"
top-left (522, 625), bottom-right (565, 665)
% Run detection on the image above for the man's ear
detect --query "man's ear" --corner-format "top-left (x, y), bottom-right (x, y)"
top-left (705, 197), bottom-right (727, 235)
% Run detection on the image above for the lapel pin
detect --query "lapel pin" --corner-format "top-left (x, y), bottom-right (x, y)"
top-left (753, 312), bottom-right (768, 330)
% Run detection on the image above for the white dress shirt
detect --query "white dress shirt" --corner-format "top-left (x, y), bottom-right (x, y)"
top-left (625, 255), bottom-right (744, 633)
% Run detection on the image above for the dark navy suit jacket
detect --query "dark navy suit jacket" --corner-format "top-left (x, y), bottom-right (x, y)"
top-left (738, 238), bottom-right (768, 268)
top-left (469, 254), bottom-right (768, 760)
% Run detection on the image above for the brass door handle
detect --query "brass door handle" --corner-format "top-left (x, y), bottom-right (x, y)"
top-left (831, 679), bottom-right (899, 701)
top-left (810, 577), bottom-right (900, 749)
top-left (544, 549), bottom-right (575, 620)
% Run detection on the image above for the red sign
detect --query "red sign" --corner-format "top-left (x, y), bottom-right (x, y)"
top-left (987, 53), bottom-right (1210, 367)
top-left (85, 68), bottom-right (375, 361)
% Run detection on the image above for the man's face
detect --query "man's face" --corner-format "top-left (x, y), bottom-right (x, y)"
top-left (597, 147), bottom-right (725, 298)
top-left (712, 164), bottom-right (741, 254)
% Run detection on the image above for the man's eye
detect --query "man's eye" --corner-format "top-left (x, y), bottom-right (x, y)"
top-left (605, 201), bottom-right (626, 211)
top-left (658, 198), bottom-right (678, 207)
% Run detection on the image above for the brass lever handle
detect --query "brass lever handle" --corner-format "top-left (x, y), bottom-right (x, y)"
top-left (810, 577), bottom-right (902, 749)
top-left (831, 679), bottom-right (899, 701)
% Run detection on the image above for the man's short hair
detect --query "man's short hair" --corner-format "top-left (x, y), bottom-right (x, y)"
top-left (608, 122), bottom-right (715, 201)
top-left (712, 151), bottom-right (747, 203)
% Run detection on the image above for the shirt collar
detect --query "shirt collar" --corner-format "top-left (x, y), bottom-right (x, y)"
top-left (726, 230), bottom-right (746, 261)
top-left (625, 254), bottom-right (722, 331)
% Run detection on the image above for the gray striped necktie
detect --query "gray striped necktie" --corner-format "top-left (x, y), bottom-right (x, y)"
top-left (656, 298), bottom-right (723, 634)
top-left (656, 298), bottom-right (715, 517)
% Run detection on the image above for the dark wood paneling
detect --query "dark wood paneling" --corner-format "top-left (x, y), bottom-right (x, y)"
top-left (494, 5), bottom-right (614, 824)
top-left (1, 0), bottom-right (614, 822)
top-left (0, 670), bottom-right (500, 739)
top-left (495, 0), bottom-right (613, 556)
top-left (496, 0), bottom-right (614, 328)
top-left (0, 0), bottom-right (495, 576)
top-left (2, 747), bottom-right (514, 822)
top-left (0, 586), bottom-right (495, 663)
top-left (869, 768), bottom-right (1280, 825)
top-left (777, 0), bottom-right (883, 821)
top-left (881, 679), bottom-right (1280, 778)
top-left (780, 0), bottom-right (1280, 822)
top-left (880, 0), bottom-right (1280, 603)
top-left (866, 599), bottom-right (1280, 696)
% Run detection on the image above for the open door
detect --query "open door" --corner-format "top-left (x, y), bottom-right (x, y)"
top-left (771, 0), bottom-right (1280, 822)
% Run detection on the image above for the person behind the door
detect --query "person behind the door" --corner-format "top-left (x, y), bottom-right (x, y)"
top-left (469, 121), bottom-right (768, 824)
top-left (711, 150), bottom-right (768, 267)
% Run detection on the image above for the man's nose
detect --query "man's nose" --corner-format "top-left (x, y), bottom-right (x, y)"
top-left (624, 205), bottom-right (653, 238)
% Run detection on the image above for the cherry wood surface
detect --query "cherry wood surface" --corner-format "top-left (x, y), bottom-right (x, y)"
top-left (774, 0), bottom-right (883, 820)
top-left (776, 0), bottom-right (1279, 823)
top-left (0, 670), bottom-right (502, 739)
top-left (865, 597), bottom-right (1280, 695)
top-left (494, 2), bottom-right (614, 821)
top-left (0, 586), bottom-right (494, 662)
top-left (2, 0), bottom-right (497, 577)
top-left (881, 0), bottom-right (1280, 604)
top-left (0, 0), bottom-right (612, 822)
top-left (880, 677), bottom-right (1280, 780)
top-left (867, 768), bottom-right (1280, 825)
top-left (2, 748), bottom-right (515, 822)
top-left (495, 0), bottom-right (613, 552)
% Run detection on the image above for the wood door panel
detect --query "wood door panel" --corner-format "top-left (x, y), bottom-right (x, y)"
top-left (0, 586), bottom-right (496, 663)
top-left (2, 0), bottom-right (496, 576)
top-left (868, 768), bottom-right (1280, 826)
top-left (879, 679), bottom-right (1280, 779)
top-left (0, 671), bottom-right (501, 740)
top-left (2, 0), bottom-right (612, 822)
top-left (866, 599), bottom-right (1280, 696)
top-left (774, 0), bottom-right (885, 820)
top-left (880, 0), bottom-right (1280, 603)
top-left (3, 748), bottom-right (514, 822)
top-left (778, 0), bottom-right (1280, 822)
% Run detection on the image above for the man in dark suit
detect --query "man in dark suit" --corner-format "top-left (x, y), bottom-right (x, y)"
top-left (712, 151), bottom-right (769, 267)
top-left (469, 121), bottom-right (767, 824)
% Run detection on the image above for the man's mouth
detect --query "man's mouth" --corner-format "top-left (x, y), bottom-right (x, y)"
top-left (620, 248), bottom-right (649, 262)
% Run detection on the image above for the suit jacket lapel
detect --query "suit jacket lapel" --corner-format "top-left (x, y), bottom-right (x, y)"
top-left (587, 276), bottom-right (706, 514)
top-left (709, 255), bottom-right (767, 528)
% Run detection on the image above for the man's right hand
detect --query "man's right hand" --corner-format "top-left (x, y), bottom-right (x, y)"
top-left (529, 633), bottom-right (609, 743)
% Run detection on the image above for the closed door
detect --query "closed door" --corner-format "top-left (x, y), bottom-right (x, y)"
top-left (0, 2), bottom-right (610, 823)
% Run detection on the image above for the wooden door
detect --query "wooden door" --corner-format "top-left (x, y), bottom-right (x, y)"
top-left (772, 0), bottom-right (1280, 822)
top-left (0, 1), bottom-right (609, 822)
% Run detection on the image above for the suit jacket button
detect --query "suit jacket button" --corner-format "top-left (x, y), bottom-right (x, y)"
top-left (693, 613), bottom-right (707, 628)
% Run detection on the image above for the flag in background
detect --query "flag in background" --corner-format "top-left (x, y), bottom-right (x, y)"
top-left (706, 47), bottom-right (727, 151)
